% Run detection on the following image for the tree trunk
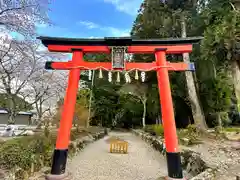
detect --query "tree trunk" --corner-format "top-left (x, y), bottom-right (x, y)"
top-left (8, 95), bottom-right (15, 124)
top-left (180, 13), bottom-right (207, 130)
top-left (231, 60), bottom-right (240, 111)
top-left (216, 112), bottom-right (222, 128)
top-left (156, 114), bottom-right (161, 125)
top-left (38, 114), bottom-right (43, 124)
top-left (142, 100), bottom-right (147, 127)
top-left (35, 99), bottom-right (44, 126)
top-left (87, 70), bottom-right (95, 128)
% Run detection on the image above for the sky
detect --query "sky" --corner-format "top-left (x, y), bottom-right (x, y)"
top-left (37, 0), bottom-right (143, 38)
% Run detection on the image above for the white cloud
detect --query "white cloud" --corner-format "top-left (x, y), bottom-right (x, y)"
top-left (36, 44), bottom-right (48, 52)
top-left (107, 27), bottom-right (129, 37)
top-left (77, 20), bottom-right (130, 37)
top-left (77, 21), bottom-right (100, 29)
top-left (102, 0), bottom-right (142, 16)
top-left (35, 23), bottom-right (48, 28)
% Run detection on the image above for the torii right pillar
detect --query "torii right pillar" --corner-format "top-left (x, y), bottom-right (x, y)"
top-left (155, 48), bottom-right (183, 180)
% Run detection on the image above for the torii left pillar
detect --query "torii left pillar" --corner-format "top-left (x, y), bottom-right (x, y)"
top-left (46, 50), bottom-right (83, 180)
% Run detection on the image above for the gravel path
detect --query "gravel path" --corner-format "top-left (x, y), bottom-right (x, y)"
top-left (67, 132), bottom-right (167, 180)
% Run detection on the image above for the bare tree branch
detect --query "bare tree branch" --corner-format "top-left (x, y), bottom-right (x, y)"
top-left (0, 5), bottom-right (36, 16)
top-left (0, 0), bottom-right (50, 36)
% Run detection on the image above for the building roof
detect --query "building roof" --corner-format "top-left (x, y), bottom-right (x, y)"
top-left (0, 108), bottom-right (8, 114)
top-left (18, 111), bottom-right (34, 115)
top-left (38, 36), bottom-right (203, 47)
top-left (0, 108), bottom-right (34, 115)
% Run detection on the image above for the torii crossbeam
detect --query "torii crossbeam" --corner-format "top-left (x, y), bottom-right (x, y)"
top-left (38, 36), bottom-right (202, 180)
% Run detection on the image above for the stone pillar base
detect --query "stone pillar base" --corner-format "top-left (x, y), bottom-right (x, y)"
top-left (45, 173), bottom-right (71, 180)
top-left (166, 177), bottom-right (186, 180)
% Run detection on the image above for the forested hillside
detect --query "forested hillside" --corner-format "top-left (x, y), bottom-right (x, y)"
top-left (72, 0), bottom-right (240, 130)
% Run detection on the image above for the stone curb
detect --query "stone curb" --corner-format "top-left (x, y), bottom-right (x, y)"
top-left (132, 129), bottom-right (214, 180)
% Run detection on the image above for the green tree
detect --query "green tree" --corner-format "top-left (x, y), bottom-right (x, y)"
top-left (199, 70), bottom-right (233, 127)
top-left (165, 0), bottom-right (208, 130)
top-left (75, 0), bottom-right (240, 129)
top-left (119, 83), bottom-right (148, 127)
top-left (75, 89), bottom-right (90, 127)
top-left (0, 93), bottom-right (33, 111)
top-left (200, 0), bottom-right (240, 111)
top-left (131, 0), bottom-right (202, 128)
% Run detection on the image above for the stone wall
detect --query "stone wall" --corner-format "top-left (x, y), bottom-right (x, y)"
top-left (68, 130), bottom-right (106, 156)
top-left (132, 129), bottom-right (216, 180)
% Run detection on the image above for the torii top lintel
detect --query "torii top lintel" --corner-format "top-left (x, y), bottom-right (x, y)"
top-left (38, 36), bottom-right (203, 71)
top-left (37, 36), bottom-right (203, 54)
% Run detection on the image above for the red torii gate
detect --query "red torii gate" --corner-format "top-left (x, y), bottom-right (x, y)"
top-left (38, 36), bottom-right (202, 180)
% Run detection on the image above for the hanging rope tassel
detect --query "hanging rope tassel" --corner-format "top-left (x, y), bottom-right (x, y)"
top-left (125, 72), bottom-right (131, 83)
top-left (88, 70), bottom-right (92, 81)
top-left (128, 74), bottom-right (131, 83)
top-left (116, 71), bottom-right (120, 82)
top-left (108, 71), bottom-right (112, 82)
top-left (141, 71), bottom-right (146, 82)
top-left (125, 72), bottom-right (128, 83)
top-left (99, 69), bottom-right (103, 79)
top-left (135, 70), bottom-right (139, 80)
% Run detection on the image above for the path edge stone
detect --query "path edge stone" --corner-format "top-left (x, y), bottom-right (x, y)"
top-left (131, 129), bottom-right (216, 180)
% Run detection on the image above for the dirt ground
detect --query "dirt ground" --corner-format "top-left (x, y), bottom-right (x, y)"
top-left (181, 134), bottom-right (240, 180)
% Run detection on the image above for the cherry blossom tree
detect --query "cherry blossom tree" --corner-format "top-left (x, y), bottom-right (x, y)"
top-left (0, 35), bottom-right (67, 124)
top-left (0, 0), bottom-right (50, 37)
top-left (0, 38), bottom-right (42, 123)
top-left (24, 70), bottom-right (67, 124)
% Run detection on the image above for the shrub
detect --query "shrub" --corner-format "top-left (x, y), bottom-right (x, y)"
top-left (0, 135), bottom-right (50, 179)
top-left (153, 125), bottom-right (164, 136)
top-left (144, 125), bottom-right (155, 135)
top-left (0, 127), bottom-right (103, 179)
top-left (177, 124), bottom-right (202, 146)
top-left (144, 124), bottom-right (164, 136)
top-left (220, 112), bottom-right (231, 127)
top-left (223, 127), bottom-right (240, 133)
top-left (70, 129), bottom-right (88, 140)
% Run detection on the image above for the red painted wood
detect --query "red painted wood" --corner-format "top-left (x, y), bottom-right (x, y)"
top-left (55, 51), bottom-right (81, 150)
top-left (50, 61), bottom-right (190, 71)
top-left (47, 44), bottom-right (192, 54)
top-left (127, 45), bottom-right (192, 54)
top-left (48, 45), bottom-right (111, 53)
top-left (156, 50), bottom-right (179, 153)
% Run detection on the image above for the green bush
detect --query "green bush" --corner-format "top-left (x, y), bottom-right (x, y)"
top-left (220, 112), bottom-right (231, 127)
top-left (0, 127), bottom-right (103, 179)
top-left (0, 135), bottom-right (55, 166)
top-left (223, 127), bottom-right (240, 133)
top-left (177, 124), bottom-right (202, 146)
top-left (144, 125), bottom-right (154, 134)
top-left (0, 135), bottom-right (52, 179)
top-left (144, 124), bottom-right (164, 136)
top-left (70, 129), bottom-right (88, 140)
top-left (153, 125), bottom-right (164, 136)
